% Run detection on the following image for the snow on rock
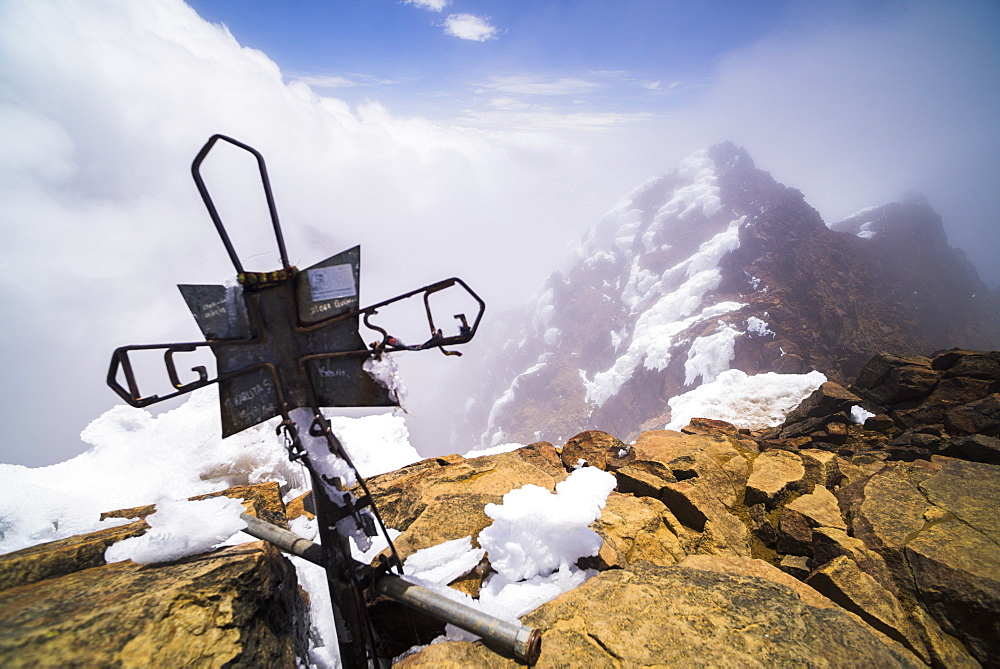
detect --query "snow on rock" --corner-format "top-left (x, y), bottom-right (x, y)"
top-left (665, 369), bottom-right (827, 431)
top-left (104, 496), bottom-right (247, 565)
top-left (746, 316), bottom-right (774, 337)
top-left (684, 323), bottom-right (743, 386)
top-left (479, 466), bottom-right (616, 581)
top-left (0, 386), bottom-right (420, 555)
top-left (403, 536), bottom-right (486, 586)
top-left (463, 442), bottom-right (522, 458)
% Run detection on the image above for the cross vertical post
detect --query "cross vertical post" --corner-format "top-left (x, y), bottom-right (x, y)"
top-left (107, 135), bottom-right (485, 666)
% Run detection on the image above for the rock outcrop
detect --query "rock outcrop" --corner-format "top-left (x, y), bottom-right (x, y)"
top-left (396, 349), bottom-right (997, 667)
top-left (0, 482), bottom-right (308, 667)
top-left (2, 351), bottom-right (997, 667)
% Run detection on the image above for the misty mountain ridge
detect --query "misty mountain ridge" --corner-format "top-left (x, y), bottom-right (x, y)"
top-left (457, 141), bottom-right (1000, 449)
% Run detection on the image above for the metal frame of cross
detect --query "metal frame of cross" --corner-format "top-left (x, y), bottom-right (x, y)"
top-left (106, 134), bottom-right (486, 667)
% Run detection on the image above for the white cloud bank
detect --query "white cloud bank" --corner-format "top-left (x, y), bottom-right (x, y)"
top-left (0, 0), bottom-right (620, 466)
top-left (1, 0), bottom-right (997, 469)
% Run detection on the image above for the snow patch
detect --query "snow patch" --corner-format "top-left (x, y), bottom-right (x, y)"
top-left (746, 316), bottom-right (774, 337)
top-left (850, 405), bottom-right (876, 424)
top-left (0, 386), bottom-right (419, 555)
top-left (665, 369), bottom-right (827, 431)
top-left (104, 496), bottom-right (246, 565)
top-left (684, 323), bottom-right (742, 386)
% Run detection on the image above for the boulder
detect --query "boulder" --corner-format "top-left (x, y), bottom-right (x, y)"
top-left (939, 434), bottom-right (1000, 465)
top-left (745, 449), bottom-right (806, 509)
top-left (807, 556), bottom-right (929, 663)
top-left (844, 457), bottom-right (1000, 665)
top-left (396, 563), bottom-right (923, 667)
top-left (777, 485), bottom-right (845, 556)
top-left (945, 394), bottom-right (1000, 436)
top-left (363, 443), bottom-right (569, 561)
top-left (798, 448), bottom-right (843, 488)
top-left (0, 541), bottom-right (307, 667)
top-left (853, 354), bottom-right (938, 405)
top-left (559, 430), bottom-right (634, 471)
top-left (783, 381), bottom-right (866, 425)
top-left (630, 430), bottom-right (753, 509)
top-left (585, 492), bottom-right (687, 569)
top-left (811, 526), bottom-right (895, 592)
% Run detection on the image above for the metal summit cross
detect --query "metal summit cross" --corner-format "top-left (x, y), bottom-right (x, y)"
top-left (106, 134), bottom-right (486, 666)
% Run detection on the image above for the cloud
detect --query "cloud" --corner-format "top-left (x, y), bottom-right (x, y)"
top-left (289, 73), bottom-right (395, 89)
top-left (0, 0), bottom-right (629, 467)
top-left (289, 74), bottom-right (362, 88)
top-left (405, 0), bottom-right (450, 11)
top-left (2, 0), bottom-right (998, 470)
top-left (477, 75), bottom-right (602, 97)
top-left (651, 1), bottom-right (1000, 281)
top-left (442, 13), bottom-right (497, 41)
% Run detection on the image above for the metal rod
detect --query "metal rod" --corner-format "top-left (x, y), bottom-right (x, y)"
top-left (240, 514), bottom-right (542, 665)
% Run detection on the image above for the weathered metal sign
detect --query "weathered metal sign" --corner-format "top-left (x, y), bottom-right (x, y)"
top-left (105, 134), bottom-right (485, 667)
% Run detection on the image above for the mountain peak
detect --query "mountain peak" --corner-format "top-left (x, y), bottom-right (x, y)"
top-left (455, 146), bottom-right (1000, 449)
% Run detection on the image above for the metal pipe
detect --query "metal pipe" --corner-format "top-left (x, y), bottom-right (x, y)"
top-left (240, 514), bottom-right (542, 664)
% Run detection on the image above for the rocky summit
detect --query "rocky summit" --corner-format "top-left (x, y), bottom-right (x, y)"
top-left (2, 349), bottom-right (998, 667)
top-left (455, 143), bottom-right (1000, 450)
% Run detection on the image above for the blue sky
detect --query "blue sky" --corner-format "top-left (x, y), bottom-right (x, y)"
top-left (1, 0), bottom-right (999, 466)
top-left (182, 1), bottom-right (906, 123)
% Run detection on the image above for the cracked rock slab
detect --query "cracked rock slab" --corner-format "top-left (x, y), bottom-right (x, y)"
top-left (396, 563), bottom-right (922, 668)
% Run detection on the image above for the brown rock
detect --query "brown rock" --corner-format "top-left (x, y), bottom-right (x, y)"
top-left (945, 394), bottom-right (1000, 436)
top-left (905, 515), bottom-right (1000, 665)
top-left (0, 541), bottom-right (307, 667)
top-left (933, 349), bottom-right (1000, 381)
top-left (586, 492), bottom-right (686, 569)
top-left (777, 507), bottom-right (814, 556)
top-left (559, 431), bottom-right (633, 471)
top-left (785, 485), bottom-right (846, 530)
top-left (908, 604), bottom-right (981, 669)
top-left (811, 526), bottom-right (896, 592)
top-left (784, 381), bottom-right (866, 424)
top-left (680, 417), bottom-right (739, 436)
top-left (939, 434), bottom-right (1000, 465)
top-left (843, 457), bottom-right (1000, 665)
top-left (778, 554), bottom-right (811, 580)
top-left (631, 430), bottom-right (753, 509)
top-left (853, 354), bottom-right (937, 405)
top-left (659, 481), bottom-right (753, 557)
top-left (745, 449), bottom-right (806, 509)
top-left (400, 563), bottom-right (922, 667)
top-left (918, 458), bottom-right (1000, 545)
top-left (679, 555), bottom-right (834, 610)
top-left (799, 448), bottom-right (843, 488)
top-left (865, 413), bottom-right (898, 433)
top-left (614, 459), bottom-right (677, 498)
top-left (0, 520), bottom-right (148, 591)
top-left (807, 556), bottom-right (929, 663)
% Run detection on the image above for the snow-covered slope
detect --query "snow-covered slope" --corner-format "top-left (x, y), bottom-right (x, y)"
top-left (460, 142), bottom-right (1000, 449)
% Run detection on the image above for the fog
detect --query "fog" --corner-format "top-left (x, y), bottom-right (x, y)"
top-left (1, 0), bottom-right (997, 466)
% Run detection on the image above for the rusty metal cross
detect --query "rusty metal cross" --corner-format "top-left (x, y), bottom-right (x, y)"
top-left (106, 134), bottom-right (485, 667)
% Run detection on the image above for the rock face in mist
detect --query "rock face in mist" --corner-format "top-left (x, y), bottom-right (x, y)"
top-left (1, 350), bottom-right (997, 667)
top-left (459, 142), bottom-right (1000, 449)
